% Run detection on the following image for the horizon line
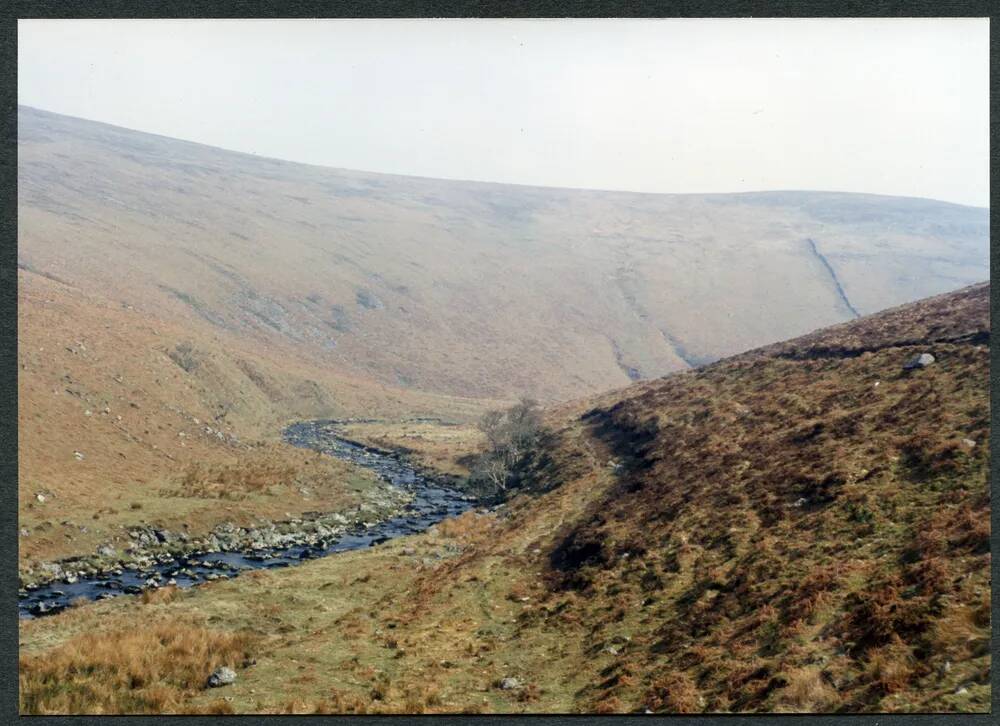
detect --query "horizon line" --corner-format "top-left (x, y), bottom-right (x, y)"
top-left (17, 103), bottom-right (990, 210)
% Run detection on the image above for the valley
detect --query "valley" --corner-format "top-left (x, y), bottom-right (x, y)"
top-left (19, 421), bottom-right (474, 618)
top-left (19, 284), bottom-right (991, 714)
top-left (15, 107), bottom-right (990, 715)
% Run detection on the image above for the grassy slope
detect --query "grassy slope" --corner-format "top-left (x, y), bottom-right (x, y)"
top-left (337, 421), bottom-right (485, 478)
top-left (19, 283), bottom-right (989, 714)
top-left (18, 268), bottom-right (492, 568)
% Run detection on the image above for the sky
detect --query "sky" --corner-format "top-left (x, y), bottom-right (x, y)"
top-left (18, 18), bottom-right (990, 207)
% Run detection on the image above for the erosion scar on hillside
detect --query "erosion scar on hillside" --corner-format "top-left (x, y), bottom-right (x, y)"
top-left (805, 238), bottom-right (861, 319)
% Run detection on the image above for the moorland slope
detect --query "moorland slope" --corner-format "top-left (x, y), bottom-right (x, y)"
top-left (19, 105), bottom-right (988, 401)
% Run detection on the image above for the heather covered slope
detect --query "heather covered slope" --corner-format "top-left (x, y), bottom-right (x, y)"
top-left (535, 281), bottom-right (990, 711)
top-left (20, 284), bottom-right (990, 714)
top-left (19, 106), bottom-right (988, 401)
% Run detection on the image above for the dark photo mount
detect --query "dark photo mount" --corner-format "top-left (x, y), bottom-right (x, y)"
top-left (1, 1), bottom-right (995, 722)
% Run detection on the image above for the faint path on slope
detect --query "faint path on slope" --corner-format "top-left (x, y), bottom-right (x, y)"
top-left (805, 238), bottom-right (860, 319)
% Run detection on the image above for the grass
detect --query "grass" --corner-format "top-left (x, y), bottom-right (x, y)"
top-left (18, 437), bottom-right (386, 581)
top-left (338, 420), bottom-right (485, 477)
top-left (19, 619), bottom-right (257, 714)
top-left (171, 457), bottom-right (298, 500)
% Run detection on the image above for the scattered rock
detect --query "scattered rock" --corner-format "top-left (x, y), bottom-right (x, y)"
top-left (903, 352), bottom-right (935, 370)
top-left (207, 666), bottom-right (237, 688)
top-left (35, 493), bottom-right (46, 503)
top-left (961, 438), bottom-right (977, 450)
top-left (499, 677), bottom-right (521, 690)
top-left (355, 289), bottom-right (384, 310)
top-left (31, 601), bottom-right (63, 616)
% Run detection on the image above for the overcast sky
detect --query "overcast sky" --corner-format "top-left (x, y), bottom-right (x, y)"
top-left (18, 18), bottom-right (989, 207)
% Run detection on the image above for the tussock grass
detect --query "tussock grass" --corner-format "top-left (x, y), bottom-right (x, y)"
top-left (435, 510), bottom-right (490, 539)
top-left (773, 666), bottom-right (840, 712)
top-left (140, 585), bottom-right (180, 606)
top-left (174, 459), bottom-right (296, 499)
top-left (19, 620), bottom-right (257, 714)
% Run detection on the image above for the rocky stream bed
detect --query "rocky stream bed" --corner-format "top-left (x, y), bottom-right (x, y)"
top-left (18, 420), bottom-right (475, 618)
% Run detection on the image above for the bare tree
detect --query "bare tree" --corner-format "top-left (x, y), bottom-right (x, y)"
top-left (471, 398), bottom-right (543, 495)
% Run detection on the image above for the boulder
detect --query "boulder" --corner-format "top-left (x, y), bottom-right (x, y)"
top-left (207, 666), bottom-right (237, 688)
top-left (499, 677), bottom-right (521, 690)
top-left (903, 352), bottom-right (935, 370)
top-left (31, 601), bottom-right (63, 616)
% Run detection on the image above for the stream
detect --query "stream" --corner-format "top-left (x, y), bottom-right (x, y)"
top-left (18, 420), bottom-right (475, 619)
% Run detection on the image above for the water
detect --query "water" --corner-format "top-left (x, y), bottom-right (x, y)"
top-left (18, 420), bottom-right (474, 619)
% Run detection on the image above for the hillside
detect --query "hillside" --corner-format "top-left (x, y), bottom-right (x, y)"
top-left (17, 267), bottom-right (491, 568)
top-left (19, 106), bottom-right (988, 571)
top-left (19, 283), bottom-right (990, 714)
top-left (19, 106), bottom-right (988, 403)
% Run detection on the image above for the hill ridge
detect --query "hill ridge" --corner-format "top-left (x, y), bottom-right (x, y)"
top-left (19, 105), bottom-right (991, 207)
top-left (19, 106), bottom-right (989, 402)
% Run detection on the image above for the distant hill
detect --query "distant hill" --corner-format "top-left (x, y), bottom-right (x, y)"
top-left (18, 105), bottom-right (989, 402)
